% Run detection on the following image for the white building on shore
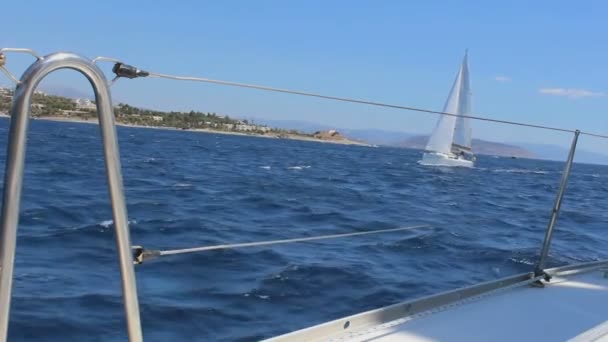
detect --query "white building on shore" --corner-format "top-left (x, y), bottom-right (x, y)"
top-left (74, 98), bottom-right (96, 110)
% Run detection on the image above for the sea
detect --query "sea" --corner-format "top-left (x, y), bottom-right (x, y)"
top-left (2, 118), bottom-right (608, 341)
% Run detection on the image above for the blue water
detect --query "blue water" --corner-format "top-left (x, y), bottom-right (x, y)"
top-left (3, 118), bottom-right (608, 341)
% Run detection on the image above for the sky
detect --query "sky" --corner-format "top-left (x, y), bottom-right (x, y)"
top-left (2, 1), bottom-right (607, 153)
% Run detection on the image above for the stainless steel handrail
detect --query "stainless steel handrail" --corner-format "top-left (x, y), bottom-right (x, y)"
top-left (0, 52), bottom-right (143, 341)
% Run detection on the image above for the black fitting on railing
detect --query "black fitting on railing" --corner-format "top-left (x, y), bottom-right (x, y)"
top-left (112, 63), bottom-right (149, 79)
top-left (530, 269), bottom-right (552, 288)
top-left (534, 268), bottom-right (552, 281)
top-left (0, 54), bottom-right (5, 67)
top-left (132, 246), bottom-right (161, 264)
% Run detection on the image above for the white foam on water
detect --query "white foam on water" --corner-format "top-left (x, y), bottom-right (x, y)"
top-left (509, 256), bottom-right (535, 266)
top-left (172, 182), bottom-right (194, 188)
top-left (99, 220), bottom-right (113, 228)
top-left (492, 168), bottom-right (549, 175)
top-left (288, 165), bottom-right (311, 170)
top-left (243, 293), bottom-right (271, 300)
top-left (99, 219), bottom-right (137, 228)
top-left (260, 166), bottom-right (271, 170)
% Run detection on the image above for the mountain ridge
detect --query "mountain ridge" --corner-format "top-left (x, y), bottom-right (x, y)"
top-left (396, 135), bottom-right (536, 158)
top-left (254, 118), bottom-right (608, 164)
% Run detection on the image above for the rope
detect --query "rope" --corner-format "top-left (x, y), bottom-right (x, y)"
top-left (134, 224), bottom-right (430, 263)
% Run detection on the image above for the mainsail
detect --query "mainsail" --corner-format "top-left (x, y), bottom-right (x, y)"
top-left (425, 51), bottom-right (472, 154)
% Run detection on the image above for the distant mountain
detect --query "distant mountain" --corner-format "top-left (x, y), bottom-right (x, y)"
top-left (472, 140), bottom-right (536, 158)
top-left (517, 143), bottom-right (608, 165)
top-left (339, 129), bottom-right (412, 146)
top-left (39, 84), bottom-right (131, 105)
top-left (241, 118), bottom-right (608, 164)
top-left (39, 85), bottom-right (92, 99)
top-left (397, 135), bottom-right (536, 158)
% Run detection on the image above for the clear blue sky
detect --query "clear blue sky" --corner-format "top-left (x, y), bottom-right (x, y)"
top-left (2, 1), bottom-right (607, 152)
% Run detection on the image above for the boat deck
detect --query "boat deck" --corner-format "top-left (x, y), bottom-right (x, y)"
top-left (268, 267), bottom-right (608, 342)
top-left (345, 270), bottom-right (607, 341)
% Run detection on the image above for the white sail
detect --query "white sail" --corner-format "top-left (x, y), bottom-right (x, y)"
top-left (425, 52), bottom-right (471, 154)
top-left (452, 52), bottom-right (472, 150)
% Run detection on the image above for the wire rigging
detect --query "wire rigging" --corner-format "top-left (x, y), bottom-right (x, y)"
top-left (0, 47), bottom-right (607, 138)
top-left (145, 71), bottom-right (584, 135)
top-left (133, 225), bottom-right (431, 263)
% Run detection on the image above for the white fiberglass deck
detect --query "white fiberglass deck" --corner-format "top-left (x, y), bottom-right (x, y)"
top-left (345, 270), bottom-right (608, 341)
top-left (269, 267), bottom-right (608, 342)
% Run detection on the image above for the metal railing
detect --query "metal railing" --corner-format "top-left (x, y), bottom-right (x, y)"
top-left (0, 48), bottom-right (604, 341)
top-left (0, 49), bottom-right (142, 342)
top-left (534, 129), bottom-right (580, 278)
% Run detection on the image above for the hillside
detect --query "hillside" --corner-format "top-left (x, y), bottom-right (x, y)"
top-left (0, 88), bottom-right (368, 146)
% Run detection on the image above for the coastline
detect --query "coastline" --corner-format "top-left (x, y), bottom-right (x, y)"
top-left (27, 116), bottom-right (373, 147)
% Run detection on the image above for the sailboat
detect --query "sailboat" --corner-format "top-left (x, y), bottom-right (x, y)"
top-left (421, 51), bottom-right (475, 167)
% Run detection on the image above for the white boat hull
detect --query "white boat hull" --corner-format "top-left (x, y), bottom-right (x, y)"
top-left (420, 152), bottom-right (474, 167)
top-left (265, 265), bottom-right (608, 342)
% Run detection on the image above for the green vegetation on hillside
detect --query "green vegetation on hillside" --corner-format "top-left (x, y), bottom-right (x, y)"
top-left (0, 90), bottom-right (312, 137)
top-left (0, 89), bottom-right (14, 113)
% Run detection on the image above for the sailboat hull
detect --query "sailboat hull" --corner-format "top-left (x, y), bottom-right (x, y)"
top-left (420, 152), bottom-right (474, 167)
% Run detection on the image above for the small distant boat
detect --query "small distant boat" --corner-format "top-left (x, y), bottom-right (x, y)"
top-left (421, 51), bottom-right (475, 167)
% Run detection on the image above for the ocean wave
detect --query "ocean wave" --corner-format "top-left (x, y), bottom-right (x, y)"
top-left (9, 119), bottom-right (608, 341)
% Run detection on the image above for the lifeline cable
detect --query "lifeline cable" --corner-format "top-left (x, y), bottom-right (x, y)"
top-left (133, 224), bottom-right (431, 263)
